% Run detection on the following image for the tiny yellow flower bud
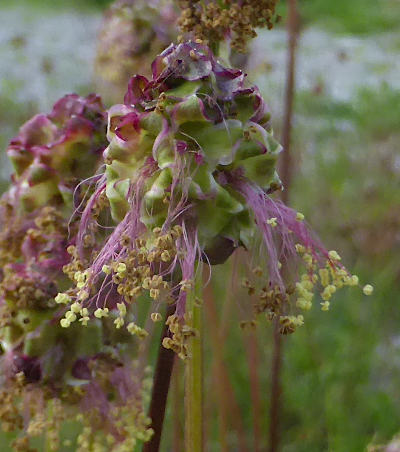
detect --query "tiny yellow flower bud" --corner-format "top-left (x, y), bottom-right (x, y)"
top-left (296, 212), bottom-right (305, 221)
top-left (363, 284), bottom-right (373, 296)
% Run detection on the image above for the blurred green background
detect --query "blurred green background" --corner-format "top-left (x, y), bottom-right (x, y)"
top-left (0, 0), bottom-right (399, 451)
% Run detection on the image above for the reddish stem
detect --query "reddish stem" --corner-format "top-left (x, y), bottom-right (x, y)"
top-left (143, 305), bottom-right (176, 452)
top-left (204, 281), bottom-right (250, 452)
top-left (269, 1), bottom-right (300, 451)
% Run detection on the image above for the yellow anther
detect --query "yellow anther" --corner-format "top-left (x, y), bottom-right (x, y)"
top-left (102, 265), bottom-right (111, 274)
top-left (301, 279), bottom-right (314, 291)
top-left (94, 308), bottom-right (109, 318)
top-left (114, 317), bottom-right (124, 329)
top-left (116, 263), bottom-right (127, 274)
top-left (79, 317), bottom-right (90, 326)
top-left (346, 275), bottom-right (359, 286)
top-left (60, 318), bottom-right (71, 328)
top-left (328, 250), bottom-right (341, 261)
top-left (363, 284), bottom-right (374, 296)
top-left (55, 293), bottom-right (70, 304)
top-left (172, 225), bottom-right (183, 236)
top-left (117, 302), bottom-right (127, 316)
top-left (80, 308), bottom-right (89, 317)
top-left (267, 217), bottom-right (277, 227)
top-left (127, 322), bottom-right (148, 338)
top-left (70, 302), bottom-right (82, 313)
top-left (326, 284), bottom-right (336, 295)
top-left (78, 290), bottom-right (89, 301)
top-left (252, 266), bottom-right (263, 277)
top-left (321, 288), bottom-right (332, 301)
top-left (153, 227), bottom-right (162, 235)
top-left (296, 298), bottom-right (312, 310)
top-left (161, 250), bottom-right (171, 262)
top-left (296, 212), bottom-right (305, 221)
top-left (319, 268), bottom-right (330, 287)
top-left (150, 288), bottom-right (160, 299)
top-left (180, 280), bottom-right (193, 291)
top-left (151, 313), bottom-right (162, 322)
top-left (321, 301), bottom-right (330, 311)
top-left (142, 277), bottom-right (151, 289)
top-left (65, 311), bottom-right (77, 322)
top-left (295, 244), bottom-right (305, 254)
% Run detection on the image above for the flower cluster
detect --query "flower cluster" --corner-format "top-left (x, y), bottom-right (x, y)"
top-left (0, 95), bottom-right (153, 450)
top-left (55, 42), bottom-right (372, 356)
top-left (95, 0), bottom-right (178, 101)
top-left (177, 0), bottom-right (281, 52)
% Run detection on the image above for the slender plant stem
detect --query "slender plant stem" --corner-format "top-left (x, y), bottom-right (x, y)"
top-left (280, 0), bottom-right (300, 201)
top-left (245, 331), bottom-right (262, 452)
top-left (143, 304), bottom-right (176, 452)
top-left (204, 280), bottom-right (250, 452)
top-left (269, 2), bottom-right (300, 452)
top-left (185, 265), bottom-right (203, 452)
top-left (172, 359), bottom-right (183, 452)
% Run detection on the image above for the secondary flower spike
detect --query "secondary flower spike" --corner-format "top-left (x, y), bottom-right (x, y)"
top-left (6, 93), bottom-right (107, 212)
top-left (59, 42), bottom-right (372, 356)
top-left (0, 95), bottom-right (153, 451)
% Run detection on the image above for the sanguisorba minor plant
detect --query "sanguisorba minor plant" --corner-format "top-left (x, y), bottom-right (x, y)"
top-left (0, 0), bottom-right (374, 450)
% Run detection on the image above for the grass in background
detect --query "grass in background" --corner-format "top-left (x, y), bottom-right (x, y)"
top-left (278, 0), bottom-right (400, 34)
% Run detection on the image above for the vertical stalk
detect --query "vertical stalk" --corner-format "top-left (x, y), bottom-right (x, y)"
top-left (143, 304), bottom-right (176, 452)
top-left (280, 0), bottom-right (300, 200)
top-left (269, 1), bottom-right (300, 452)
top-left (172, 360), bottom-right (183, 452)
top-left (245, 331), bottom-right (262, 452)
top-left (204, 279), bottom-right (250, 452)
top-left (185, 265), bottom-right (203, 452)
